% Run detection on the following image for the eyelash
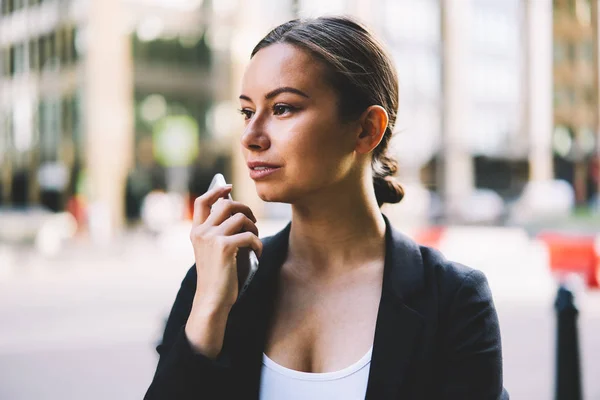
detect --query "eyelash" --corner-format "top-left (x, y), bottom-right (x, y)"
top-left (238, 104), bottom-right (296, 120)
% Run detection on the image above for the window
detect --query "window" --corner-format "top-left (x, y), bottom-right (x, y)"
top-left (71, 27), bottom-right (79, 62)
top-left (1, 0), bottom-right (10, 15)
top-left (29, 39), bottom-right (38, 71)
top-left (9, 43), bottom-right (27, 76)
top-left (38, 35), bottom-right (48, 71)
top-left (38, 98), bottom-right (61, 162)
top-left (7, 0), bottom-right (25, 12)
top-left (53, 26), bottom-right (76, 67)
top-left (61, 96), bottom-right (72, 136)
top-left (3, 0), bottom-right (14, 14)
top-left (47, 31), bottom-right (56, 68)
top-left (71, 90), bottom-right (84, 162)
top-left (0, 47), bottom-right (8, 77)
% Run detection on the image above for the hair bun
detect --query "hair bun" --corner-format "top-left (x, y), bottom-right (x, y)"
top-left (374, 175), bottom-right (404, 207)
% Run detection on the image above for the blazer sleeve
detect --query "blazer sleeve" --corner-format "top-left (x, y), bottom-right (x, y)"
top-left (144, 265), bottom-right (233, 400)
top-left (437, 269), bottom-right (509, 400)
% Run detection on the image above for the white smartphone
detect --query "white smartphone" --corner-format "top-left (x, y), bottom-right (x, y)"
top-left (208, 173), bottom-right (259, 298)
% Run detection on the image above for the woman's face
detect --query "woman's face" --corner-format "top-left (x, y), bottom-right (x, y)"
top-left (239, 43), bottom-right (360, 204)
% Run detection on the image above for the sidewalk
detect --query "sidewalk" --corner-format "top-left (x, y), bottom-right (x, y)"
top-left (1, 219), bottom-right (600, 399)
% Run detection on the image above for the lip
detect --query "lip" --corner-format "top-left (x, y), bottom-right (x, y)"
top-left (248, 166), bottom-right (281, 180)
top-left (247, 161), bottom-right (281, 169)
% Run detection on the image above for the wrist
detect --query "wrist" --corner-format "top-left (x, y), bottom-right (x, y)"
top-left (185, 298), bottom-right (231, 358)
top-left (192, 295), bottom-right (234, 317)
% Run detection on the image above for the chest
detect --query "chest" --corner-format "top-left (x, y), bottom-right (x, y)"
top-left (264, 263), bottom-right (384, 373)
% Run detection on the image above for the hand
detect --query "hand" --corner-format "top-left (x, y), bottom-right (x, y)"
top-left (188, 184), bottom-right (262, 311)
top-left (184, 184), bottom-right (262, 358)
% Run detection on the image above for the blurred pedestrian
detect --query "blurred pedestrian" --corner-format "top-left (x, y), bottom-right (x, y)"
top-left (145, 16), bottom-right (508, 400)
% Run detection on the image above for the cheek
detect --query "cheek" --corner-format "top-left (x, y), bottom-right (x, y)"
top-left (255, 129), bottom-right (349, 203)
top-left (283, 121), bottom-right (335, 160)
top-left (281, 127), bottom-right (349, 186)
top-left (286, 113), bottom-right (346, 156)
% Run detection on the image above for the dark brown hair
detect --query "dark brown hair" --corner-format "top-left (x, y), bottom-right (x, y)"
top-left (251, 16), bottom-right (404, 208)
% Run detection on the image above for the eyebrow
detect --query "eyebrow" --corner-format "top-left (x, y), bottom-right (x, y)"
top-left (239, 86), bottom-right (310, 102)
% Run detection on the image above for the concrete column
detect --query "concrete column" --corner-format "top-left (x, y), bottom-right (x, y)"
top-left (594, 0), bottom-right (600, 199)
top-left (526, 0), bottom-right (554, 182)
top-left (441, 0), bottom-right (474, 220)
top-left (85, 0), bottom-right (133, 238)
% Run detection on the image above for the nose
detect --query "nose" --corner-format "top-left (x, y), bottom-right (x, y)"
top-left (241, 117), bottom-right (270, 151)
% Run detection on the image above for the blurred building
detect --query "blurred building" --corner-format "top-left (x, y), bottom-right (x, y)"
top-left (0, 0), bottom-right (231, 233)
top-left (277, 0), bottom-right (551, 219)
top-left (552, 0), bottom-right (600, 205)
top-left (432, 0), bottom-right (550, 218)
top-left (1, 0), bottom-right (598, 235)
top-left (1, 0), bottom-right (83, 212)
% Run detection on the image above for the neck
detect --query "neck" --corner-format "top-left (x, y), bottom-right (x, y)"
top-left (286, 183), bottom-right (386, 277)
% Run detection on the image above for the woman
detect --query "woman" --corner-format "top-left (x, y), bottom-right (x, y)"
top-left (144, 16), bottom-right (508, 400)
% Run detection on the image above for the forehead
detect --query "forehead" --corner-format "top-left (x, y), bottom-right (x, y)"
top-left (242, 43), bottom-right (328, 95)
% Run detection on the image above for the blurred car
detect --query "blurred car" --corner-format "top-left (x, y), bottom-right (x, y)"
top-left (0, 206), bottom-right (77, 256)
top-left (140, 190), bottom-right (186, 235)
top-left (455, 188), bottom-right (506, 225)
top-left (508, 179), bottom-right (575, 225)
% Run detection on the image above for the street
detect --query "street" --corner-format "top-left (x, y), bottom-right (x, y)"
top-left (0, 221), bottom-right (599, 399)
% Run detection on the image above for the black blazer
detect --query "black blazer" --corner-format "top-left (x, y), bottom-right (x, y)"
top-left (144, 213), bottom-right (509, 399)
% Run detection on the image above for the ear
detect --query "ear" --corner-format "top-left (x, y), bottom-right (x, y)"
top-left (355, 105), bottom-right (389, 155)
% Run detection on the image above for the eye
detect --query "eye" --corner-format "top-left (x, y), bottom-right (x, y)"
top-left (238, 108), bottom-right (254, 120)
top-left (273, 104), bottom-right (295, 116)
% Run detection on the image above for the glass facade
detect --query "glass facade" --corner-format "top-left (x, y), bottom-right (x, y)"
top-left (1, 25), bottom-right (78, 78)
top-left (381, 0), bottom-right (442, 183)
top-left (0, 0), bottom-right (217, 212)
top-left (553, 0), bottom-right (598, 204)
top-left (469, 0), bottom-right (523, 156)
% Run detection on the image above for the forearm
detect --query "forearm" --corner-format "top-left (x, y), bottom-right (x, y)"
top-left (185, 297), bottom-right (232, 359)
top-left (144, 266), bottom-right (234, 400)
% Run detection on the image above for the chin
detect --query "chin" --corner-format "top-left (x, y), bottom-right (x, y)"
top-left (256, 191), bottom-right (285, 203)
top-left (255, 184), bottom-right (292, 204)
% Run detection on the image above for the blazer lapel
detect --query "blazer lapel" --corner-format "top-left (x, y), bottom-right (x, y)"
top-left (224, 214), bottom-right (426, 399)
top-left (365, 214), bottom-right (426, 400)
top-left (224, 221), bottom-right (291, 399)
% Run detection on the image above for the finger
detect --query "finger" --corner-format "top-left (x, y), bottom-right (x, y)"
top-left (193, 185), bottom-right (232, 226)
top-left (224, 231), bottom-right (263, 258)
top-left (215, 213), bottom-right (259, 237)
top-left (205, 200), bottom-right (257, 227)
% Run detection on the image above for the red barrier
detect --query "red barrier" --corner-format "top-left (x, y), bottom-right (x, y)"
top-left (538, 232), bottom-right (599, 289)
top-left (413, 226), bottom-right (445, 249)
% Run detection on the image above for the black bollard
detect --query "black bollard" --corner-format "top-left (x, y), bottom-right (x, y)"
top-left (554, 285), bottom-right (582, 400)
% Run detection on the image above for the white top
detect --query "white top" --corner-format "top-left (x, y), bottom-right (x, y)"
top-left (259, 347), bottom-right (373, 400)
